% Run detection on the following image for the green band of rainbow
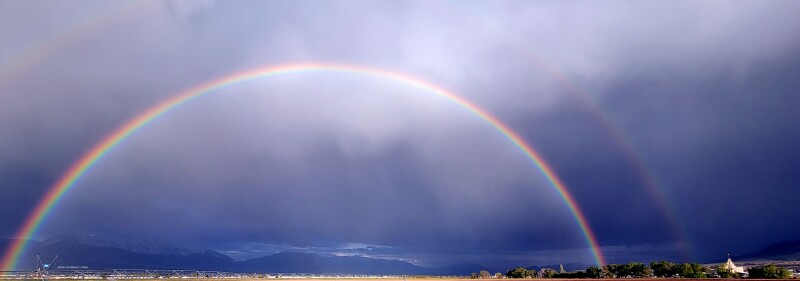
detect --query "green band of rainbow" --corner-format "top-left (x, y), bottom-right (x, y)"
top-left (1, 63), bottom-right (605, 270)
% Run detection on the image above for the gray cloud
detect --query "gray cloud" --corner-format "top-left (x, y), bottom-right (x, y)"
top-left (1, 0), bottom-right (799, 268)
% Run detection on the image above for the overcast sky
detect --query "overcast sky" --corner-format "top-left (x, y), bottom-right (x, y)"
top-left (1, 0), bottom-right (799, 269)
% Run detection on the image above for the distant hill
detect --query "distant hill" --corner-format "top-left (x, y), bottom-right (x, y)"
top-left (0, 238), bottom-right (40, 253)
top-left (0, 236), bottom-right (490, 275)
top-left (49, 234), bottom-right (211, 257)
top-left (735, 238), bottom-right (800, 261)
top-left (30, 239), bottom-right (236, 270)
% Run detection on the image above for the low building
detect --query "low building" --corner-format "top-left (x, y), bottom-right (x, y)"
top-left (721, 256), bottom-right (747, 274)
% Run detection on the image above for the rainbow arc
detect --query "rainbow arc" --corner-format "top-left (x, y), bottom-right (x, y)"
top-left (0, 63), bottom-right (606, 270)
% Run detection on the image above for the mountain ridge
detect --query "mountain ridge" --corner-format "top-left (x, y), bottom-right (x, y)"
top-left (0, 237), bottom-right (493, 275)
top-left (734, 238), bottom-right (800, 261)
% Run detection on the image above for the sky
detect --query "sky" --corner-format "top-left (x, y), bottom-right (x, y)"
top-left (1, 0), bottom-right (800, 270)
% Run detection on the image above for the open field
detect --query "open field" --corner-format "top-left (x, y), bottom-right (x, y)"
top-left (1, 279), bottom-right (797, 281)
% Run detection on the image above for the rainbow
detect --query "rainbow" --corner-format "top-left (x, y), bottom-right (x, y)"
top-left (0, 63), bottom-right (606, 270)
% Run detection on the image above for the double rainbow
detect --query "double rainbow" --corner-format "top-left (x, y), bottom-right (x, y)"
top-left (1, 63), bottom-right (606, 270)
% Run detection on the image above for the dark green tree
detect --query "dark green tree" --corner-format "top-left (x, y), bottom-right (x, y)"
top-left (649, 261), bottom-right (677, 278)
top-left (643, 265), bottom-right (654, 278)
top-left (602, 264), bottom-right (621, 278)
top-left (506, 267), bottom-right (532, 279)
top-left (748, 264), bottom-right (792, 279)
top-left (585, 266), bottom-right (602, 278)
top-left (619, 262), bottom-right (650, 278)
top-left (676, 262), bottom-right (707, 278)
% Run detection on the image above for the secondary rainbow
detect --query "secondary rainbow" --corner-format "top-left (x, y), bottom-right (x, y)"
top-left (456, 4), bottom-right (690, 258)
top-left (1, 63), bottom-right (606, 271)
top-left (508, 45), bottom-right (692, 259)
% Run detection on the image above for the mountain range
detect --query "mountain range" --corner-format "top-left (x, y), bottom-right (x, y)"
top-left (734, 238), bottom-right (800, 261)
top-left (0, 236), bottom-right (492, 275)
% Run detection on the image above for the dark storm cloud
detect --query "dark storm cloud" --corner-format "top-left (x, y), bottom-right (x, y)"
top-left (592, 48), bottom-right (800, 261)
top-left (2, 0), bottom-right (800, 268)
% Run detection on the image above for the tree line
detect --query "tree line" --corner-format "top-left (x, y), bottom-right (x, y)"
top-left (470, 261), bottom-right (794, 279)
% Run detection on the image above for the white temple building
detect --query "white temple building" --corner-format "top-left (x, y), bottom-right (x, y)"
top-left (722, 255), bottom-right (747, 274)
